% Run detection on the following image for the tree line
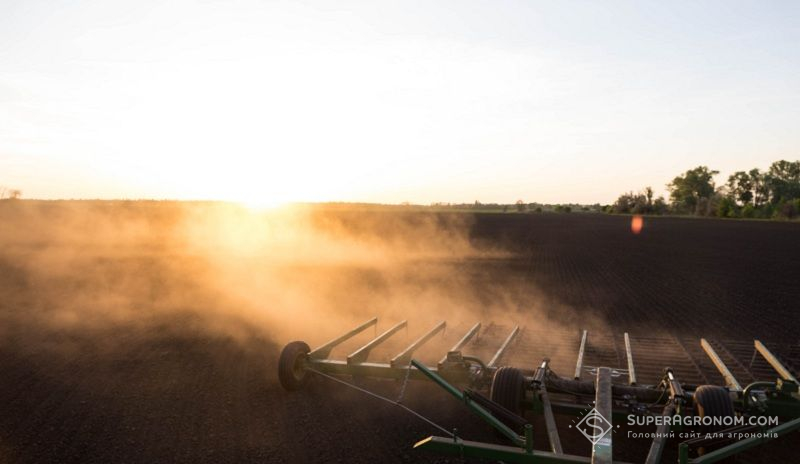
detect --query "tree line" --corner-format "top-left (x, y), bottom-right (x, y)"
top-left (609, 160), bottom-right (800, 219)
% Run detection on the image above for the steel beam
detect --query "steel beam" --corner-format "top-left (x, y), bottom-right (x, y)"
top-left (623, 333), bottom-right (636, 386)
top-left (700, 339), bottom-right (742, 391)
top-left (575, 330), bottom-right (588, 380)
top-left (438, 322), bottom-right (481, 366)
top-left (309, 317), bottom-right (378, 359)
top-left (391, 321), bottom-right (446, 367)
top-left (592, 367), bottom-right (613, 464)
top-left (347, 320), bottom-right (407, 364)
top-left (540, 383), bottom-right (564, 454)
top-left (411, 359), bottom-right (524, 446)
top-left (644, 401), bottom-right (675, 464)
top-left (754, 340), bottom-right (798, 383)
top-left (488, 325), bottom-right (521, 368)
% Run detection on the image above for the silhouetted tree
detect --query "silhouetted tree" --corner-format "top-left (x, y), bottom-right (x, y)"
top-left (765, 160), bottom-right (800, 205)
top-left (726, 171), bottom-right (753, 205)
top-left (667, 166), bottom-right (719, 214)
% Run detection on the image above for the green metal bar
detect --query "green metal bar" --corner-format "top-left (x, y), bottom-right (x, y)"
top-left (525, 424), bottom-right (533, 454)
top-left (624, 333), bottom-right (636, 386)
top-left (700, 339), bottom-right (742, 391)
top-left (688, 416), bottom-right (800, 463)
top-left (488, 325), bottom-right (521, 368)
top-left (644, 401), bottom-right (676, 464)
top-left (438, 322), bottom-right (481, 366)
top-left (391, 321), bottom-right (446, 367)
top-left (592, 367), bottom-right (613, 464)
top-left (410, 359), bottom-right (524, 446)
top-left (414, 436), bottom-right (635, 464)
top-left (678, 443), bottom-right (689, 464)
top-left (754, 340), bottom-right (798, 383)
top-left (347, 320), bottom-right (407, 364)
top-left (309, 317), bottom-right (378, 359)
top-left (575, 330), bottom-right (588, 379)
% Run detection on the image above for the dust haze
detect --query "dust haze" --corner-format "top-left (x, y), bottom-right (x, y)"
top-left (0, 201), bottom-right (601, 365)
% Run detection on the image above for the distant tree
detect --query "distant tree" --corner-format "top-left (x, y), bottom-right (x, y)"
top-left (749, 169), bottom-right (768, 207)
top-left (773, 199), bottom-right (799, 219)
top-left (765, 160), bottom-right (800, 204)
top-left (754, 172), bottom-right (769, 206)
top-left (667, 166), bottom-right (719, 214)
top-left (0, 187), bottom-right (21, 200)
top-left (515, 199), bottom-right (526, 212)
top-left (716, 196), bottom-right (738, 218)
top-left (726, 171), bottom-right (753, 205)
top-left (611, 188), bottom-right (664, 215)
top-left (653, 196), bottom-right (668, 214)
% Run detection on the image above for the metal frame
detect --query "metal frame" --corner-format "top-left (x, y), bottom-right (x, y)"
top-left (285, 319), bottom-right (800, 464)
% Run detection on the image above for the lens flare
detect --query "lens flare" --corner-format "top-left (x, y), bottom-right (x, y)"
top-left (631, 215), bottom-right (644, 234)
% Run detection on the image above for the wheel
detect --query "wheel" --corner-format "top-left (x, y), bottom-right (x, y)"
top-left (694, 385), bottom-right (735, 430)
top-left (490, 367), bottom-right (526, 416)
top-left (278, 341), bottom-right (311, 391)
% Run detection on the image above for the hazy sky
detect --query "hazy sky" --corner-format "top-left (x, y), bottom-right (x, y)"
top-left (2, 1), bottom-right (799, 205)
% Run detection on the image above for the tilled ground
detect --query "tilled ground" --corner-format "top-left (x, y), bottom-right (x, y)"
top-left (1, 208), bottom-right (799, 463)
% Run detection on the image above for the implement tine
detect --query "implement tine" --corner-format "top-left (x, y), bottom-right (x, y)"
top-left (391, 321), bottom-right (447, 367)
top-left (438, 322), bottom-right (481, 366)
top-left (575, 330), bottom-right (588, 380)
top-left (700, 338), bottom-right (742, 391)
top-left (347, 321), bottom-right (407, 364)
top-left (309, 317), bottom-right (378, 360)
top-left (624, 333), bottom-right (636, 386)
top-left (487, 326), bottom-right (520, 368)
top-left (754, 340), bottom-right (798, 383)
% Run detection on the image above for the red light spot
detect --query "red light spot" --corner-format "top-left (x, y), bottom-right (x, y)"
top-left (631, 215), bottom-right (644, 234)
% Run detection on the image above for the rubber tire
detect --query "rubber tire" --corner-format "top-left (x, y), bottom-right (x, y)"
top-left (694, 385), bottom-right (735, 431)
top-left (278, 341), bottom-right (311, 391)
top-left (490, 367), bottom-right (526, 416)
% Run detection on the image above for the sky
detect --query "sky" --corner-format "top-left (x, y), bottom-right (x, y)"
top-left (1, 0), bottom-right (799, 205)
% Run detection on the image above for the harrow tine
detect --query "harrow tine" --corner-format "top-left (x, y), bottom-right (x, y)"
top-left (624, 333), bottom-right (637, 386)
top-left (309, 317), bottom-right (378, 360)
top-left (754, 340), bottom-right (798, 383)
top-left (347, 320), bottom-right (407, 365)
top-left (438, 322), bottom-right (481, 366)
top-left (487, 325), bottom-right (520, 368)
top-left (574, 330), bottom-right (588, 380)
top-left (700, 338), bottom-right (742, 391)
top-left (391, 321), bottom-right (447, 367)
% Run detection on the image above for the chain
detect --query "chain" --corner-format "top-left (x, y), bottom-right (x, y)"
top-left (396, 362), bottom-right (413, 404)
top-left (306, 366), bottom-right (454, 438)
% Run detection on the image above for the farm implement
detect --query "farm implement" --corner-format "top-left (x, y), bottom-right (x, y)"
top-left (278, 318), bottom-right (800, 463)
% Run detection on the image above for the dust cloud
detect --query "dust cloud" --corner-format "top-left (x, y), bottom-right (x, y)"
top-left (0, 200), bottom-right (602, 364)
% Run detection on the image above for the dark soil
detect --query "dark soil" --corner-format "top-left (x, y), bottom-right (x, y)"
top-left (1, 207), bottom-right (798, 463)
